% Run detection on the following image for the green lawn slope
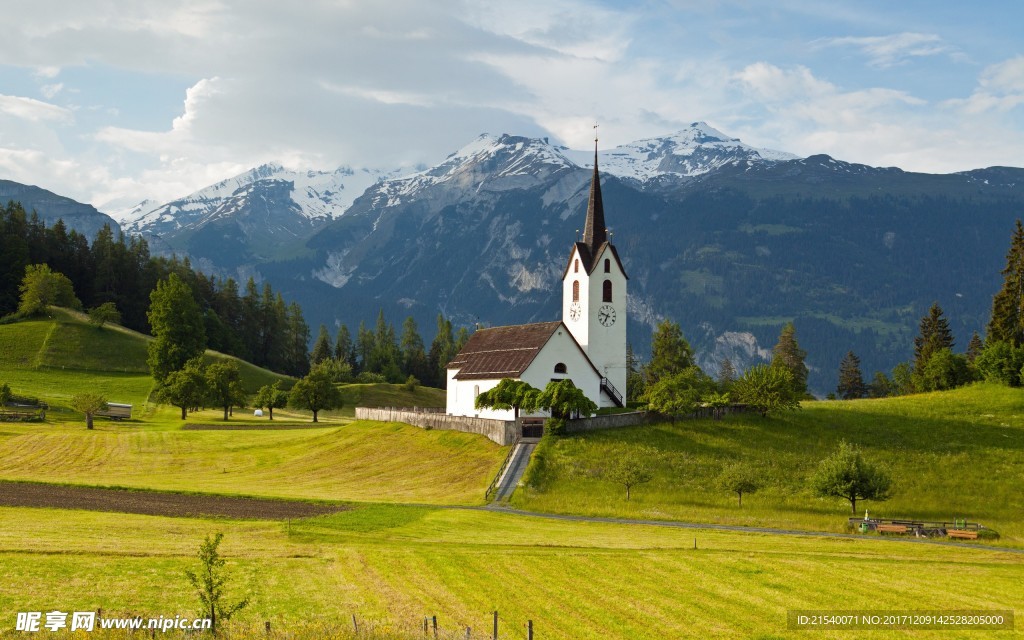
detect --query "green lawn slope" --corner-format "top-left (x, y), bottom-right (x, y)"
top-left (515, 383), bottom-right (1024, 545)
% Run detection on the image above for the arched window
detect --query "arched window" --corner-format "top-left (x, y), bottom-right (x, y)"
top-left (604, 258), bottom-right (610, 273)
top-left (574, 259), bottom-right (579, 273)
top-left (554, 363), bottom-right (567, 374)
top-left (603, 280), bottom-right (612, 302)
top-left (573, 280), bottom-right (580, 302)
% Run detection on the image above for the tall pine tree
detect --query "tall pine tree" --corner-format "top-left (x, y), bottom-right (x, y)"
top-left (837, 351), bottom-right (866, 400)
top-left (988, 219), bottom-right (1024, 346)
top-left (771, 322), bottom-right (808, 397)
top-left (310, 324), bottom-right (333, 365)
top-left (913, 302), bottom-right (954, 376)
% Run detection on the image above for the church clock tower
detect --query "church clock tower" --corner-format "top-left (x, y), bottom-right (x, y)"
top-left (562, 139), bottom-right (628, 407)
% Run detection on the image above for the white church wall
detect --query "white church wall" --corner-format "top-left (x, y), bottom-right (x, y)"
top-left (521, 326), bottom-right (601, 413)
top-left (562, 247), bottom-right (590, 352)
top-left (446, 374), bottom-right (516, 420)
top-left (586, 247), bottom-right (629, 405)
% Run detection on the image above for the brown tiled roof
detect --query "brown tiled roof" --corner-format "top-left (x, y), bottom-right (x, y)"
top-left (448, 321), bottom-right (562, 380)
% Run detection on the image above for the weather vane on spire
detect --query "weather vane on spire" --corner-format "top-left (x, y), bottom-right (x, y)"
top-left (593, 122), bottom-right (599, 144)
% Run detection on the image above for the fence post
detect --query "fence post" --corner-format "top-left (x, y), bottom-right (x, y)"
top-left (493, 611), bottom-right (498, 639)
top-left (528, 620), bottom-right (533, 640)
top-left (466, 627), bottom-right (471, 640)
top-left (352, 613), bottom-right (358, 634)
top-left (265, 621), bottom-right (271, 634)
top-left (433, 615), bottom-right (438, 639)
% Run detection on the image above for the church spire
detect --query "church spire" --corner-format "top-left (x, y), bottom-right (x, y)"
top-left (582, 130), bottom-right (607, 252)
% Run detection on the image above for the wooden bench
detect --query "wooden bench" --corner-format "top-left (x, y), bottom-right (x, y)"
top-left (947, 529), bottom-right (978, 540)
top-left (877, 524), bottom-right (909, 534)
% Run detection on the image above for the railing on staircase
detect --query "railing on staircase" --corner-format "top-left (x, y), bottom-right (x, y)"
top-left (484, 436), bottom-right (521, 502)
top-left (600, 377), bottom-right (625, 408)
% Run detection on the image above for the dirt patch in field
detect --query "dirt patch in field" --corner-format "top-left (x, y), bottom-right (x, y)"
top-left (0, 482), bottom-right (348, 520)
top-left (183, 423), bottom-right (339, 431)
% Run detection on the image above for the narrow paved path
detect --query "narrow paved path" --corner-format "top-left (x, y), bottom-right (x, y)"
top-left (492, 441), bottom-right (536, 501)
top-left (474, 504), bottom-right (1024, 555)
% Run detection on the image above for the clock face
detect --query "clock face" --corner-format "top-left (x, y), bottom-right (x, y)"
top-left (598, 304), bottom-right (616, 327)
top-left (569, 301), bottom-right (582, 321)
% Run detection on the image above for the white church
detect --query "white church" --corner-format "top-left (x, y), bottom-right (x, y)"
top-left (445, 147), bottom-right (627, 420)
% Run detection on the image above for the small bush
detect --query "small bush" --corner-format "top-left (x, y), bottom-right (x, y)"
top-left (545, 417), bottom-right (566, 436)
top-left (404, 375), bottom-right (420, 392)
top-left (356, 372), bottom-right (387, 384)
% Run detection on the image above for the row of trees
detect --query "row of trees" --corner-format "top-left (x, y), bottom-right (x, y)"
top-left (588, 439), bottom-right (890, 514)
top-left (632, 319), bottom-right (806, 420)
top-left (835, 219), bottom-right (1024, 398)
top-left (307, 313), bottom-right (470, 388)
top-left (1, 205), bottom-right (317, 377)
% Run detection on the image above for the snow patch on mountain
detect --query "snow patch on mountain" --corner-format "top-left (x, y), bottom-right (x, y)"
top-left (566, 122), bottom-right (799, 182)
top-left (119, 163), bottom-right (400, 235)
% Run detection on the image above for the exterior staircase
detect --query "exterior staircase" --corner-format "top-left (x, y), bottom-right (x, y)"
top-left (601, 377), bottom-right (625, 407)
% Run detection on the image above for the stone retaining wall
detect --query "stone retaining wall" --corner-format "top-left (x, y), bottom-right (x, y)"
top-left (566, 411), bottom-right (648, 433)
top-left (354, 407), bottom-right (517, 445)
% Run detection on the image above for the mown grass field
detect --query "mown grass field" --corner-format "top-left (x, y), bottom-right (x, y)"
top-left (2, 311), bottom-right (1023, 637)
top-left (515, 383), bottom-right (1024, 545)
top-left (0, 420), bottom-right (505, 504)
top-left (1, 504), bottom-right (1021, 639)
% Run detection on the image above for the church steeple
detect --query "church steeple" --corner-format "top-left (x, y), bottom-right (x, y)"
top-left (582, 138), bottom-right (607, 253)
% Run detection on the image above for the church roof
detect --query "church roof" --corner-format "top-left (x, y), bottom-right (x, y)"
top-left (582, 146), bottom-right (607, 252)
top-left (561, 142), bottom-right (627, 279)
top-left (448, 321), bottom-right (562, 380)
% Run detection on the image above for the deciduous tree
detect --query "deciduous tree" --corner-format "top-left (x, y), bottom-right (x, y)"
top-left (643, 366), bottom-right (714, 423)
top-left (147, 273), bottom-right (206, 383)
top-left (71, 393), bottom-right (107, 430)
top-left (811, 440), bottom-right (892, 514)
top-left (17, 264), bottom-right (81, 316)
top-left (474, 378), bottom-right (540, 420)
top-left (534, 379), bottom-right (597, 421)
top-left (599, 445), bottom-right (657, 501)
top-left (205, 360), bottom-right (247, 421)
top-left (87, 301), bottom-right (121, 329)
top-left (288, 362), bottom-right (344, 422)
top-left (157, 358), bottom-right (207, 420)
top-left (732, 363), bottom-right (799, 416)
top-left (717, 462), bottom-right (760, 507)
top-left (184, 533), bottom-right (249, 636)
top-left (253, 381), bottom-right (288, 420)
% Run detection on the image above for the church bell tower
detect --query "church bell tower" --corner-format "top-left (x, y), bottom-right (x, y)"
top-left (561, 136), bottom-right (628, 407)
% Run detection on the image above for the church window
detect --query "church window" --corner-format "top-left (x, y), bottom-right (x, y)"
top-left (554, 363), bottom-right (567, 374)
top-left (603, 280), bottom-right (612, 302)
top-left (574, 259), bottom-right (579, 273)
top-left (573, 280), bottom-right (580, 302)
top-left (604, 258), bottom-right (610, 273)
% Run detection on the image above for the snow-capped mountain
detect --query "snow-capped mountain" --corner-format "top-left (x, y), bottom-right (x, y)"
top-left (565, 122), bottom-right (798, 182)
top-left (119, 163), bottom-right (398, 237)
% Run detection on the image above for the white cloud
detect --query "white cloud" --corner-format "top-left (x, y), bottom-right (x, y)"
top-left (0, 94), bottom-right (73, 123)
top-left (40, 83), bottom-right (64, 99)
top-left (947, 56), bottom-right (1024, 114)
top-left (814, 32), bottom-right (952, 68)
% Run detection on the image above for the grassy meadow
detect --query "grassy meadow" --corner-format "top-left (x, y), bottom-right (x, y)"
top-left (2, 311), bottom-right (1023, 637)
top-left (1, 504), bottom-right (1021, 639)
top-left (515, 383), bottom-right (1024, 545)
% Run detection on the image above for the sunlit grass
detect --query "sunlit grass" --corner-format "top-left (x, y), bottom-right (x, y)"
top-left (0, 505), bottom-right (1021, 640)
top-left (515, 383), bottom-right (1024, 545)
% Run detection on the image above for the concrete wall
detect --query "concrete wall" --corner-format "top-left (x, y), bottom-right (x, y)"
top-left (566, 411), bottom-right (648, 433)
top-left (355, 407), bottom-right (517, 446)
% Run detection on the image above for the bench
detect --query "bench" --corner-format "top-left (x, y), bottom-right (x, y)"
top-left (947, 529), bottom-right (978, 540)
top-left (877, 524), bottom-right (908, 534)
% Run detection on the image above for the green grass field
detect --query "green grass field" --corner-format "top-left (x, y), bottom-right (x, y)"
top-left (1, 504), bottom-right (1021, 639)
top-left (2, 312), bottom-right (1023, 637)
top-left (515, 383), bottom-right (1024, 545)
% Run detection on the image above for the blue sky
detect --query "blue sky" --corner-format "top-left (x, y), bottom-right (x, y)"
top-left (1, 0), bottom-right (1021, 213)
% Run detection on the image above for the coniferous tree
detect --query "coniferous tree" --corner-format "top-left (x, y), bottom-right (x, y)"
top-left (283, 302), bottom-right (310, 377)
top-left (965, 331), bottom-right (984, 364)
top-left (717, 357), bottom-right (736, 389)
top-left (913, 302), bottom-right (954, 376)
top-left (837, 351), bottom-right (866, 400)
top-left (356, 321), bottom-right (374, 374)
top-left (454, 326), bottom-right (471, 354)
top-left (770, 322), bottom-right (808, 397)
top-left (988, 219), bottom-right (1024, 346)
top-left (399, 316), bottom-right (429, 383)
top-left (334, 324), bottom-right (355, 369)
top-left (644, 319), bottom-right (695, 386)
top-left (310, 324), bottom-right (333, 365)
top-left (427, 314), bottom-right (455, 386)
